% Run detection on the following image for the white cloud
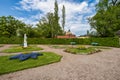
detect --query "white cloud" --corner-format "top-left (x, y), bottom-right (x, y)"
top-left (15, 17), bottom-right (38, 26)
top-left (18, 0), bottom-right (55, 12)
top-left (70, 23), bottom-right (90, 36)
top-left (15, 0), bottom-right (98, 35)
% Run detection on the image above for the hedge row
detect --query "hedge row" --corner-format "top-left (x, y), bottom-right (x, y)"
top-left (0, 37), bottom-right (119, 47)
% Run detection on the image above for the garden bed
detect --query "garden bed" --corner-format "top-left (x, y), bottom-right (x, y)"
top-left (0, 52), bottom-right (62, 75)
top-left (64, 46), bottom-right (101, 55)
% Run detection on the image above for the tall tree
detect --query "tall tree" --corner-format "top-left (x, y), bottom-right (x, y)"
top-left (54, 0), bottom-right (62, 37)
top-left (62, 5), bottom-right (65, 33)
top-left (36, 0), bottom-right (63, 38)
top-left (111, 0), bottom-right (120, 6)
top-left (54, 0), bottom-right (59, 25)
top-left (36, 13), bottom-right (55, 38)
top-left (0, 16), bottom-right (25, 37)
top-left (88, 0), bottom-right (120, 37)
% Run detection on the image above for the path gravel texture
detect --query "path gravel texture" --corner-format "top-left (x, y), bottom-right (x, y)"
top-left (0, 44), bottom-right (19, 56)
top-left (0, 45), bottom-right (120, 80)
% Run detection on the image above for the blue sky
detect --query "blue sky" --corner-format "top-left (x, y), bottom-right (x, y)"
top-left (0, 0), bottom-right (98, 36)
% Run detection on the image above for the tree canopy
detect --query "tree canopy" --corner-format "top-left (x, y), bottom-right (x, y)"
top-left (62, 5), bottom-right (65, 33)
top-left (0, 0), bottom-right (65, 38)
top-left (88, 0), bottom-right (120, 37)
top-left (0, 16), bottom-right (25, 37)
top-left (36, 0), bottom-right (63, 38)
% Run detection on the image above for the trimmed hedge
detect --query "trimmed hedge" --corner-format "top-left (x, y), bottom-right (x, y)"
top-left (89, 38), bottom-right (119, 47)
top-left (0, 37), bottom-right (119, 47)
top-left (0, 37), bottom-right (22, 44)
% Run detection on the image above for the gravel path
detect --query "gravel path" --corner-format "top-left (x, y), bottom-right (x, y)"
top-left (0, 44), bottom-right (12, 51)
top-left (0, 44), bottom-right (18, 56)
top-left (0, 45), bottom-right (120, 80)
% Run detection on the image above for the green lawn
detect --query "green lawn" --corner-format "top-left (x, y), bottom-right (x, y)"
top-left (1, 45), bottom-right (43, 53)
top-left (65, 47), bottom-right (101, 55)
top-left (0, 52), bottom-right (62, 75)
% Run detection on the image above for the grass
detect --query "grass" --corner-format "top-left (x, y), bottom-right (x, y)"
top-left (50, 45), bottom-right (69, 49)
top-left (65, 47), bottom-right (101, 55)
top-left (1, 45), bottom-right (43, 53)
top-left (0, 52), bottom-right (62, 75)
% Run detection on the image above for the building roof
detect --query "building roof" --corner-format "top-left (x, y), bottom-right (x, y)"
top-left (57, 30), bottom-right (76, 38)
top-left (66, 32), bottom-right (72, 35)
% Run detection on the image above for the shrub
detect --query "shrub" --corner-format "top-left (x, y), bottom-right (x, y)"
top-left (77, 45), bottom-right (87, 50)
top-left (90, 37), bottom-right (119, 47)
top-left (64, 47), bottom-right (101, 55)
top-left (0, 37), bottom-right (22, 44)
top-left (0, 37), bottom-right (119, 47)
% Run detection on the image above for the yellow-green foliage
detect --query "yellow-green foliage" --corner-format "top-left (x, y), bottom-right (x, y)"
top-left (77, 45), bottom-right (87, 50)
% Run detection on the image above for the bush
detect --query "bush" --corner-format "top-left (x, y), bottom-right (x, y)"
top-left (90, 38), bottom-right (119, 47)
top-left (77, 45), bottom-right (87, 50)
top-left (0, 37), bottom-right (119, 47)
top-left (0, 37), bottom-right (22, 44)
top-left (65, 47), bottom-right (101, 55)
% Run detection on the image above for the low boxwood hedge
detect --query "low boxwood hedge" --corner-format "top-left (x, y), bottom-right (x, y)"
top-left (0, 37), bottom-right (119, 47)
